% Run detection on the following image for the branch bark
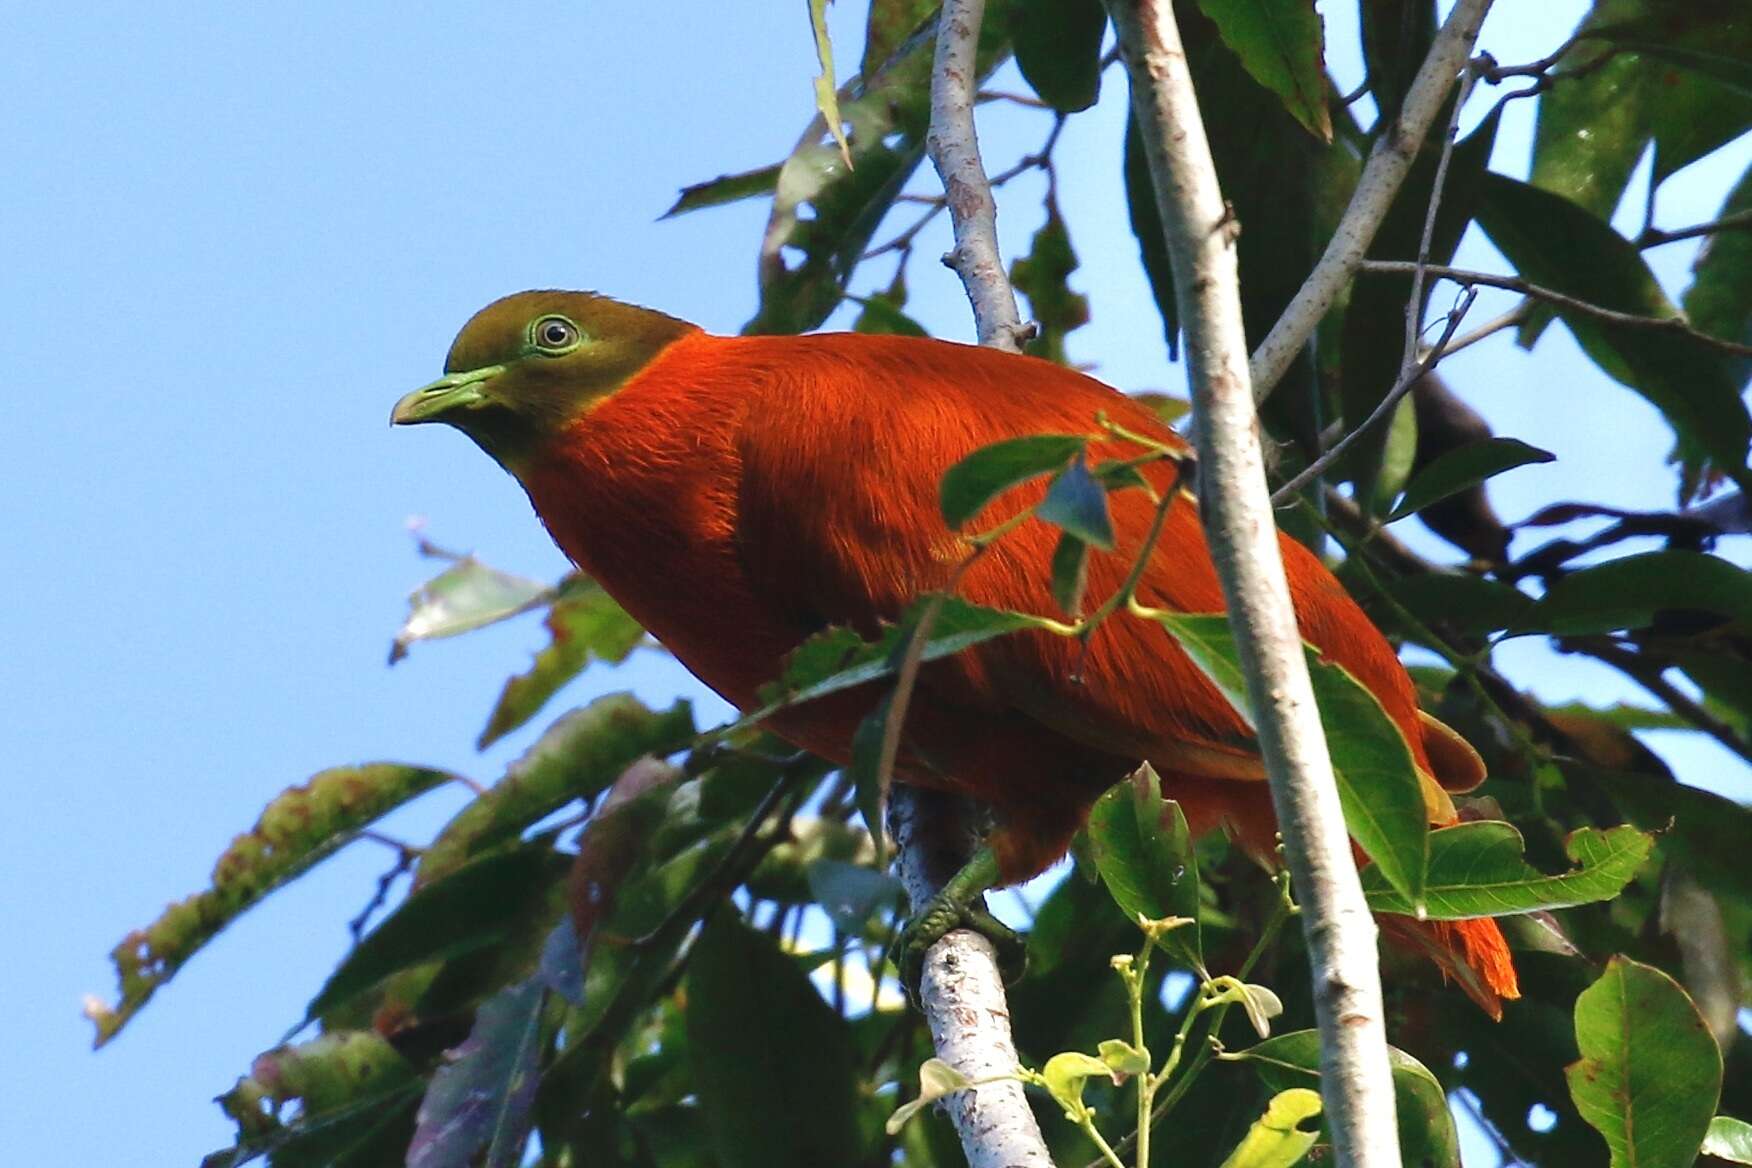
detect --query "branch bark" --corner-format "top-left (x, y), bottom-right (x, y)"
top-left (928, 0), bottom-right (1032, 352)
top-left (1105, 2), bottom-right (1402, 1165)
top-left (1248, 0), bottom-right (1494, 402)
top-left (898, 3), bottom-right (1054, 1165)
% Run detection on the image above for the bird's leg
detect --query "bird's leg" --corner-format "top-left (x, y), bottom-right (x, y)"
top-left (895, 845), bottom-right (1027, 1001)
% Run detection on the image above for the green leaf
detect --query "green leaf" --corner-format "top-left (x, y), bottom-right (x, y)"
top-left (1360, 0), bottom-right (1435, 119)
top-left (687, 914), bottom-right (862, 1168)
top-left (1531, 35), bottom-right (1650, 221)
top-left (1382, 572), bottom-right (1534, 638)
top-left (308, 842), bottom-right (569, 1021)
top-left (861, 0), bottom-right (937, 78)
top-left (389, 556), bottom-right (550, 664)
top-left (1217, 1087), bottom-right (1322, 1168)
top-left (851, 286), bottom-right (929, 336)
top-left (1236, 1031), bottom-right (1459, 1168)
top-left (89, 763), bottom-right (456, 1046)
top-left (478, 576), bottom-right (646, 749)
top-left (1142, 613), bottom-right (1428, 907)
top-left (407, 978), bottom-right (546, 1168)
top-left (213, 1033), bottom-right (420, 1167)
top-left (848, 689), bottom-right (894, 863)
top-left (1477, 173), bottom-right (1752, 481)
top-left (421, 695), bottom-right (694, 887)
top-left (1195, 0), bottom-right (1331, 142)
top-left (1012, 0), bottom-right (1107, 112)
top-left (939, 433), bottom-right (1087, 529)
top-left (1683, 163), bottom-right (1752, 385)
top-left (1387, 437), bottom-right (1556, 521)
top-left (804, 858), bottom-right (903, 935)
top-left (1704, 1116), bottom-right (1752, 1165)
top-left (807, 0), bottom-right (853, 170)
top-left (1566, 956), bottom-right (1723, 1168)
top-left (1049, 531), bottom-right (1091, 617)
top-left (1086, 766), bottom-right (1203, 970)
top-left (885, 1058), bottom-right (974, 1134)
top-left (1041, 1051), bottom-right (1114, 1119)
top-left (660, 164), bottom-right (782, 219)
top-left (1124, 106), bottom-right (1179, 358)
top-left (1038, 454), bottom-right (1115, 549)
top-left (1010, 199), bottom-right (1092, 363)
top-left (1098, 1038), bottom-right (1151, 1078)
top-left (1359, 822), bottom-right (1654, 919)
top-left (568, 758), bottom-right (683, 954)
top-left (1520, 550), bottom-right (1752, 636)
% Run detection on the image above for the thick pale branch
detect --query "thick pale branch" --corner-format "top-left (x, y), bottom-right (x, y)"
top-left (899, 3), bottom-right (1054, 1165)
top-left (927, 0), bottom-right (1033, 352)
top-left (1106, 1), bottom-right (1402, 1165)
top-left (1249, 0), bottom-right (1494, 402)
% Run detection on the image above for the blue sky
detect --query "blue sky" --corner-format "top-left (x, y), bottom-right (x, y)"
top-left (5, 2), bottom-right (1746, 1163)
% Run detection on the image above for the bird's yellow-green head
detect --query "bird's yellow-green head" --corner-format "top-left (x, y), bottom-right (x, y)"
top-left (391, 290), bottom-right (696, 467)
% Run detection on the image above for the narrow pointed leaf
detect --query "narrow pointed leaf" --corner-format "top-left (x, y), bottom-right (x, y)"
top-left (940, 434), bottom-right (1087, 528)
top-left (1359, 822), bottom-right (1653, 919)
top-left (661, 165), bottom-right (782, 219)
top-left (1566, 957), bottom-right (1723, 1168)
top-left (1520, 550), bottom-right (1752, 636)
top-left (1195, 0), bottom-right (1331, 142)
top-left (807, 0), bottom-right (853, 169)
top-left (1388, 437), bottom-right (1555, 522)
top-left (407, 978), bottom-right (547, 1168)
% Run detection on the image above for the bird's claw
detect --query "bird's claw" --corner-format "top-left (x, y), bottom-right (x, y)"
top-left (895, 892), bottom-right (1027, 1005)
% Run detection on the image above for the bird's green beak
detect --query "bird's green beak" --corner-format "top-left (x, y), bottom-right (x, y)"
top-left (390, 365), bottom-right (508, 426)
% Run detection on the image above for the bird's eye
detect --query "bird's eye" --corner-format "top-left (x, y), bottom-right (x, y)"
top-left (532, 316), bottom-right (581, 353)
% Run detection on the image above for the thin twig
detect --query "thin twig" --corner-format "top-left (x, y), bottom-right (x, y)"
top-left (1563, 637), bottom-right (1752, 767)
top-left (1400, 60), bottom-right (1478, 382)
top-left (1248, 0), bottom-right (1494, 402)
top-left (1434, 299), bottom-right (1532, 358)
top-left (926, 0), bottom-right (1032, 352)
top-left (1272, 287), bottom-right (1478, 504)
top-left (1637, 208), bottom-right (1752, 249)
top-left (1359, 261), bottom-right (1752, 359)
top-left (1106, 1), bottom-right (1404, 1164)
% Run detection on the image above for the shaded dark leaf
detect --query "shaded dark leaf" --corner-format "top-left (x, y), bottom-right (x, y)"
top-left (1477, 173), bottom-right (1752, 483)
top-left (309, 842), bottom-right (569, 1022)
top-left (661, 165), bottom-right (782, 219)
top-left (1566, 957), bottom-right (1723, 1168)
top-left (1360, 0), bottom-right (1436, 119)
top-left (1049, 530), bottom-right (1091, 616)
top-left (569, 757), bottom-right (681, 961)
top-left (1520, 550), bottom-right (1752, 635)
top-left (1010, 199), bottom-right (1092, 363)
top-left (686, 914), bottom-right (862, 1168)
top-left (1683, 163), bottom-right (1752, 389)
top-left (1124, 105), bottom-right (1179, 358)
top-left (1012, 0), bottom-right (1107, 112)
top-left (1388, 437), bottom-right (1556, 522)
top-left (1383, 572), bottom-right (1534, 638)
top-left (1038, 453), bottom-right (1116, 549)
top-left (861, 0), bottom-right (937, 78)
top-left (408, 978), bottom-right (546, 1168)
top-left (805, 858), bottom-right (904, 935)
top-left (1410, 374), bottom-right (1514, 562)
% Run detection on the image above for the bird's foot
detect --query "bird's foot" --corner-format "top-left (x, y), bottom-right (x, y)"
top-left (895, 890), bottom-right (1028, 1004)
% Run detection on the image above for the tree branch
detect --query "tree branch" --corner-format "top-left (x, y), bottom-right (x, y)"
top-left (1106, 2), bottom-right (1402, 1166)
top-left (927, 0), bottom-right (1033, 352)
top-left (899, 3), bottom-right (1054, 1164)
top-left (1358, 261), bottom-right (1752, 359)
top-left (1248, 0), bottom-right (1494, 402)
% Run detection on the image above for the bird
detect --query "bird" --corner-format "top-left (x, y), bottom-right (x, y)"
top-left (392, 289), bottom-right (1520, 1017)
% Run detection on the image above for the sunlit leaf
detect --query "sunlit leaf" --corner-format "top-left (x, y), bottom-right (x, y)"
top-left (212, 1033), bottom-right (420, 1168)
top-left (421, 695), bottom-right (694, 887)
top-left (939, 433), bottom-right (1087, 529)
top-left (1359, 822), bottom-right (1653, 919)
top-left (1195, 0), bottom-right (1331, 142)
top-left (1235, 1030), bottom-right (1458, 1168)
top-left (660, 165), bottom-right (782, 219)
top-left (1041, 1051), bottom-right (1114, 1119)
top-left (478, 576), bottom-right (646, 748)
top-left (390, 557), bottom-right (550, 664)
top-left (1216, 1087), bottom-right (1322, 1168)
top-left (886, 1058), bottom-right (974, 1134)
top-left (1704, 1116), bottom-right (1752, 1165)
top-left (1086, 766), bottom-right (1203, 970)
top-left (1011, 198), bottom-right (1092, 364)
top-left (89, 763), bottom-right (457, 1046)
top-left (807, 0), bottom-right (853, 170)
top-left (1566, 957), bottom-right (1723, 1168)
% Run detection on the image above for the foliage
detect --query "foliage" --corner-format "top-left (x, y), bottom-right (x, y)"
top-left (100, 2), bottom-right (1752, 1166)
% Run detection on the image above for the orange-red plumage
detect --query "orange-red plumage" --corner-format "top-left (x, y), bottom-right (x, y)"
top-left (407, 294), bottom-right (1519, 1016)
